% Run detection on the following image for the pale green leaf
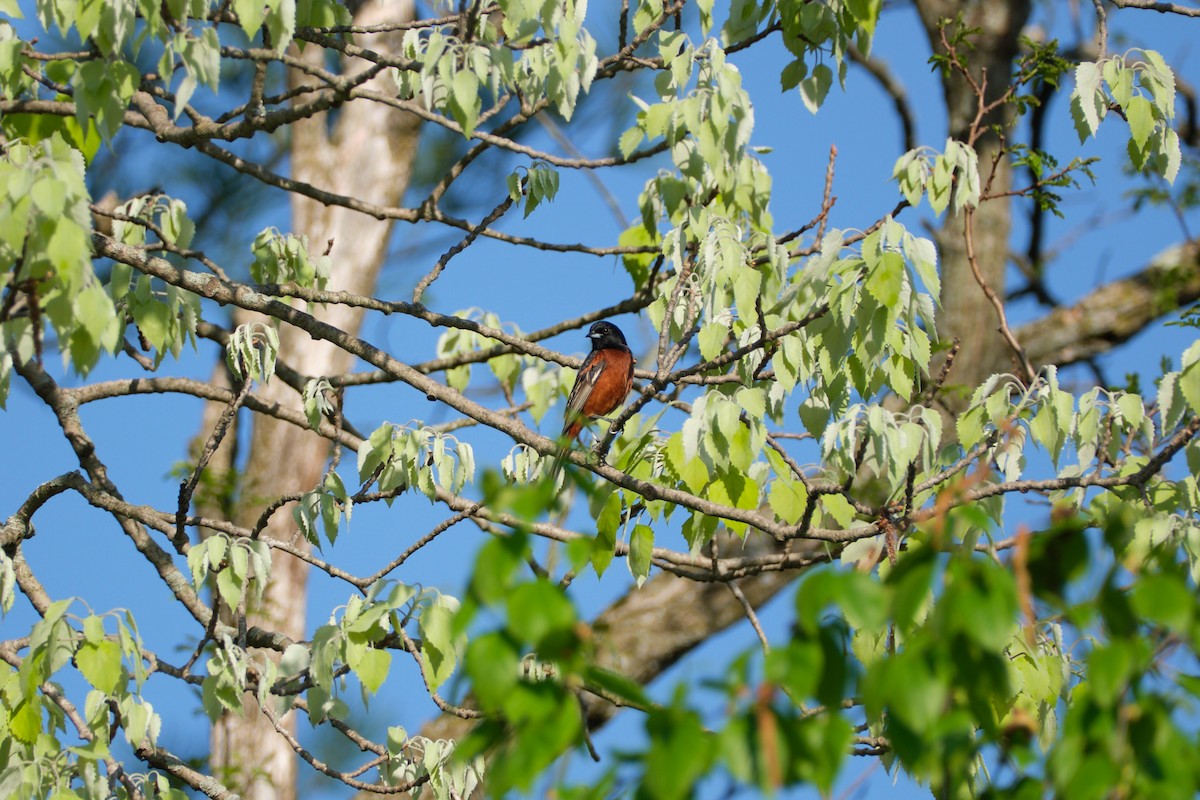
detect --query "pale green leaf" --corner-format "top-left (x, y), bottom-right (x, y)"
top-left (1180, 360), bottom-right (1200, 413)
top-left (234, 0), bottom-right (267, 36)
top-left (76, 639), bottom-right (122, 695)
top-left (1071, 61), bottom-right (1105, 141)
top-left (355, 648), bottom-right (391, 694)
top-left (1125, 94), bottom-right (1155, 151)
top-left (799, 63), bottom-right (833, 114)
top-left (768, 477), bottom-right (807, 525)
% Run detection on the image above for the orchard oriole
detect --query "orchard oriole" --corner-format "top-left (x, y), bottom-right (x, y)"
top-left (554, 321), bottom-right (634, 474)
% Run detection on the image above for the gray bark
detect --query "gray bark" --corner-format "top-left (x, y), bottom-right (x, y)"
top-left (208, 4), bottom-right (422, 798)
top-left (915, 0), bottom-right (1032, 397)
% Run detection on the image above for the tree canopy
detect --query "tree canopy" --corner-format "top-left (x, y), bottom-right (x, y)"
top-left (1, 1), bottom-right (1200, 799)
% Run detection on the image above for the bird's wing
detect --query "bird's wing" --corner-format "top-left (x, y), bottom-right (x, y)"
top-left (561, 352), bottom-right (603, 437)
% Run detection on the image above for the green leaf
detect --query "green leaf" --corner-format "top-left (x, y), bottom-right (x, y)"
top-left (1131, 572), bottom-right (1194, 634)
top-left (29, 597), bottom-right (74, 677)
top-left (584, 665), bottom-right (651, 709)
top-left (465, 631), bottom-right (520, 709)
top-left (264, 0), bottom-right (297, 52)
top-left (642, 701), bottom-right (716, 800)
top-left (506, 580), bottom-right (576, 646)
top-left (798, 63), bottom-right (832, 114)
top-left (75, 58), bottom-right (138, 140)
top-left (904, 233), bottom-right (940, 301)
top-left (1105, 59), bottom-right (1131, 107)
top-left (470, 530), bottom-right (527, 605)
top-left (357, 422), bottom-right (394, 485)
top-left (887, 546), bottom-right (935, 630)
top-left (234, 0), bottom-right (267, 37)
top-left (839, 572), bottom-right (887, 632)
top-left (873, 648), bottom-right (946, 732)
top-left (768, 474), bottom-right (807, 525)
top-left (215, 564), bottom-right (244, 610)
top-left (523, 163), bottom-right (560, 218)
top-left (1088, 641), bottom-right (1132, 705)
top-left (942, 557), bottom-right (1017, 650)
top-left (705, 470), bottom-right (758, 535)
top-left (821, 493), bottom-right (855, 528)
top-left (619, 125), bottom-right (644, 158)
top-left (804, 713), bottom-right (853, 793)
top-left (76, 639), bottom-right (123, 694)
top-left (1071, 61), bottom-right (1105, 141)
top-left (75, 282), bottom-right (117, 347)
top-left (864, 252), bottom-right (903, 307)
top-left (355, 648), bottom-right (391, 694)
top-left (419, 599), bottom-right (459, 692)
top-left (0, 112), bottom-right (102, 163)
top-left (664, 432), bottom-right (709, 493)
top-left (628, 524), bottom-right (654, 587)
top-left (781, 58), bottom-right (807, 92)
top-left (449, 68), bottom-right (481, 137)
top-left (698, 321), bottom-right (727, 361)
top-left (766, 640), bottom-right (822, 700)
top-left (1125, 94), bottom-right (1155, 151)
top-left (1180, 360), bottom-right (1200, 413)
top-left (591, 516), bottom-right (617, 578)
top-left (956, 405), bottom-right (987, 450)
top-left (10, 698), bottom-right (41, 743)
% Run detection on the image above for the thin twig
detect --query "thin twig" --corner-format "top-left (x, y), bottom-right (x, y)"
top-left (963, 207), bottom-right (1037, 384)
top-left (176, 377), bottom-right (253, 547)
top-left (412, 192), bottom-right (516, 303)
top-left (711, 539), bottom-right (770, 654)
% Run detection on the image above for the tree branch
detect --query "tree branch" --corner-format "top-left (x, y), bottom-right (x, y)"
top-left (1016, 241), bottom-right (1200, 370)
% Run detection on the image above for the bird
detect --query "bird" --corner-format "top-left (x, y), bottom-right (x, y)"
top-left (552, 321), bottom-right (635, 476)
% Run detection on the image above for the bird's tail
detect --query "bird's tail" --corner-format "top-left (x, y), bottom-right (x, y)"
top-left (548, 423), bottom-right (581, 484)
top-left (548, 440), bottom-right (571, 484)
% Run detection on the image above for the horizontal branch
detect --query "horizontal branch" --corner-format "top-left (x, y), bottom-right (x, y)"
top-left (1017, 240), bottom-right (1200, 369)
top-left (1111, 0), bottom-right (1200, 16)
top-left (70, 376), bottom-right (359, 450)
top-left (94, 235), bottom-right (805, 538)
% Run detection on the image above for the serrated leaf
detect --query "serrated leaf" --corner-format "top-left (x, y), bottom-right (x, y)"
top-left (449, 68), bottom-right (481, 137)
top-left (355, 648), bottom-right (391, 694)
top-left (1072, 61), bottom-right (1105, 141)
top-left (799, 63), bottom-right (832, 113)
top-left (781, 58), bottom-right (807, 92)
top-left (698, 321), bottom-right (727, 361)
top-left (864, 252), bottom-right (903, 307)
top-left (1180, 361), bottom-right (1200, 413)
top-left (216, 566), bottom-right (244, 611)
top-left (769, 476), bottom-right (807, 525)
top-left (77, 639), bottom-right (122, 694)
top-left (264, 0), bottom-right (297, 52)
top-left (821, 493), bottom-right (855, 528)
top-left (418, 601), bottom-right (457, 692)
top-left (233, 0), bottom-right (267, 37)
top-left (1125, 94), bottom-right (1155, 151)
top-left (10, 698), bottom-right (41, 743)
top-left (619, 126), bottom-right (644, 158)
top-left (1161, 127), bottom-right (1181, 184)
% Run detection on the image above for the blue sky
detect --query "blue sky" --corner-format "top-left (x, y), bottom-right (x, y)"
top-left (3, 1), bottom-right (1200, 797)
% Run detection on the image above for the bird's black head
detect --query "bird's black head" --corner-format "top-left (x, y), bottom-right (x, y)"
top-left (586, 321), bottom-right (629, 351)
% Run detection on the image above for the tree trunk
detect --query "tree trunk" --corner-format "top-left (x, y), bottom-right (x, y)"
top-left (914, 0), bottom-right (1032, 398)
top-left (208, 4), bottom-right (421, 798)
